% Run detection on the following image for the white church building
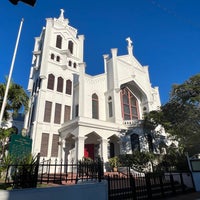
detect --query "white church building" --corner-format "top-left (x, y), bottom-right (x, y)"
top-left (24, 9), bottom-right (162, 164)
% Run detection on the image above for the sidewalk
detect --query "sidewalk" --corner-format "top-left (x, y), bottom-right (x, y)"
top-left (166, 192), bottom-right (200, 200)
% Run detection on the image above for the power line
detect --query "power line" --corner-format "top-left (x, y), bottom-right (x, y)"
top-left (147, 0), bottom-right (200, 29)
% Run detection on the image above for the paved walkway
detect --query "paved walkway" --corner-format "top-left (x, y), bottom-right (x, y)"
top-left (166, 192), bottom-right (200, 200)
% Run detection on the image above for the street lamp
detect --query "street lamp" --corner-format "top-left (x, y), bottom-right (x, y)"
top-left (9, 0), bottom-right (36, 6)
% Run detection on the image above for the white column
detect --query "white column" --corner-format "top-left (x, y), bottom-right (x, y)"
top-left (73, 136), bottom-right (86, 162)
top-left (101, 138), bottom-right (108, 162)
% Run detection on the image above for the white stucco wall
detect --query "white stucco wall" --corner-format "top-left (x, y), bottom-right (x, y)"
top-left (0, 181), bottom-right (108, 200)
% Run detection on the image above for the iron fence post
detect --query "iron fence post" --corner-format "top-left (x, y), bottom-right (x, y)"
top-left (145, 173), bottom-right (152, 199)
top-left (130, 173), bottom-right (137, 200)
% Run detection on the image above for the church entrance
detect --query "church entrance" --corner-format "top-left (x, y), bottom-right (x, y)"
top-left (84, 144), bottom-right (94, 160)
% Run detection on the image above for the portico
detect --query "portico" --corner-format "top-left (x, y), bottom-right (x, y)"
top-left (59, 116), bottom-right (123, 163)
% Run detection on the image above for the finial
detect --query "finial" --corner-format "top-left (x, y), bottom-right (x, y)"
top-left (59, 9), bottom-right (65, 20)
top-left (126, 37), bottom-right (133, 55)
top-left (126, 37), bottom-right (132, 47)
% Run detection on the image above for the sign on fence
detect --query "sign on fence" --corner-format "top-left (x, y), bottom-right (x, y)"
top-left (9, 134), bottom-right (32, 158)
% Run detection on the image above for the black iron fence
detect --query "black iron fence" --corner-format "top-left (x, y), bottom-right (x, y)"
top-left (4, 158), bottom-right (104, 188)
top-left (106, 171), bottom-right (195, 200)
top-left (4, 158), bottom-right (195, 200)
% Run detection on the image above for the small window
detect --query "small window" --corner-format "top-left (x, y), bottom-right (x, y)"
top-left (66, 79), bottom-right (72, 95)
top-left (68, 60), bottom-right (72, 66)
top-left (92, 93), bottom-right (99, 119)
top-left (56, 56), bottom-right (60, 62)
top-left (57, 77), bottom-right (63, 93)
top-left (56, 35), bottom-right (62, 49)
top-left (75, 104), bottom-right (79, 117)
top-left (47, 74), bottom-right (55, 90)
top-left (73, 63), bottom-right (77, 68)
top-left (108, 96), bottom-right (113, 118)
top-left (51, 53), bottom-right (55, 60)
top-left (68, 40), bottom-right (73, 54)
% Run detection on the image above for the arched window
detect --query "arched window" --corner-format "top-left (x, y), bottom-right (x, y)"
top-left (68, 40), bottom-right (74, 54)
top-left (56, 56), bottom-right (60, 62)
top-left (66, 79), bottom-right (72, 95)
top-left (68, 60), bottom-right (72, 66)
top-left (73, 63), bottom-right (77, 68)
top-left (120, 87), bottom-right (139, 120)
top-left (57, 77), bottom-right (63, 92)
top-left (50, 53), bottom-right (55, 60)
top-left (92, 93), bottom-right (99, 119)
top-left (131, 134), bottom-right (140, 152)
top-left (108, 96), bottom-right (113, 118)
top-left (47, 74), bottom-right (55, 90)
top-left (56, 35), bottom-right (62, 49)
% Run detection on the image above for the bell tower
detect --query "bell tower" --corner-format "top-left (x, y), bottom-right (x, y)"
top-left (24, 9), bottom-right (85, 157)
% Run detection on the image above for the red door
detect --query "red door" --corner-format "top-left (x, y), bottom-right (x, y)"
top-left (84, 144), bottom-right (94, 160)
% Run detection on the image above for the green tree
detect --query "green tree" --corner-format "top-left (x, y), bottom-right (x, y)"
top-left (0, 127), bottom-right (17, 158)
top-left (0, 80), bottom-right (28, 120)
top-left (145, 74), bottom-right (200, 155)
top-left (0, 80), bottom-right (28, 160)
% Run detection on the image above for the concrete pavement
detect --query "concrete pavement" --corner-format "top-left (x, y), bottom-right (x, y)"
top-left (166, 192), bottom-right (200, 200)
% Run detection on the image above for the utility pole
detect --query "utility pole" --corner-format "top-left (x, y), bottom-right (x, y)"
top-left (0, 18), bottom-right (24, 127)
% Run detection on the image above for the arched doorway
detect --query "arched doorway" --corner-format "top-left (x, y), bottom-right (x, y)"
top-left (108, 135), bottom-right (120, 158)
top-left (84, 132), bottom-right (101, 160)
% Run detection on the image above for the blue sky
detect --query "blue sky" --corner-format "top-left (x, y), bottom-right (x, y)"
top-left (0, 0), bottom-right (200, 104)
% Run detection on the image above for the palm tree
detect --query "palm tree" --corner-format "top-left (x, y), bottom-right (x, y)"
top-left (0, 80), bottom-right (28, 121)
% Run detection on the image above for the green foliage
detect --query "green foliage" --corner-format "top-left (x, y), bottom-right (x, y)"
top-left (0, 80), bottom-right (28, 120)
top-left (0, 127), bottom-right (17, 157)
top-left (155, 147), bottom-right (188, 172)
top-left (118, 151), bottom-right (155, 172)
top-left (145, 74), bottom-right (200, 155)
top-left (0, 154), bottom-right (13, 178)
top-left (108, 156), bottom-right (120, 168)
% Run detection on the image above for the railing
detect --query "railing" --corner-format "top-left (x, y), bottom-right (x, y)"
top-left (4, 158), bottom-right (104, 189)
top-left (123, 119), bottom-right (142, 127)
top-left (106, 171), bottom-right (195, 200)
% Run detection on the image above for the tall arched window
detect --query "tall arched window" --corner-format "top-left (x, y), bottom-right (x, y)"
top-left (120, 87), bottom-right (139, 120)
top-left (68, 40), bottom-right (74, 54)
top-left (57, 77), bottom-right (63, 92)
top-left (92, 93), bottom-right (99, 119)
top-left (108, 96), bottom-right (113, 118)
top-left (56, 35), bottom-right (62, 49)
top-left (66, 79), bottom-right (72, 95)
top-left (47, 74), bottom-right (55, 90)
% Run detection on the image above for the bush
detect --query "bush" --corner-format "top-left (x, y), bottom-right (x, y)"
top-left (108, 156), bottom-right (120, 169)
top-left (118, 151), bottom-right (155, 172)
